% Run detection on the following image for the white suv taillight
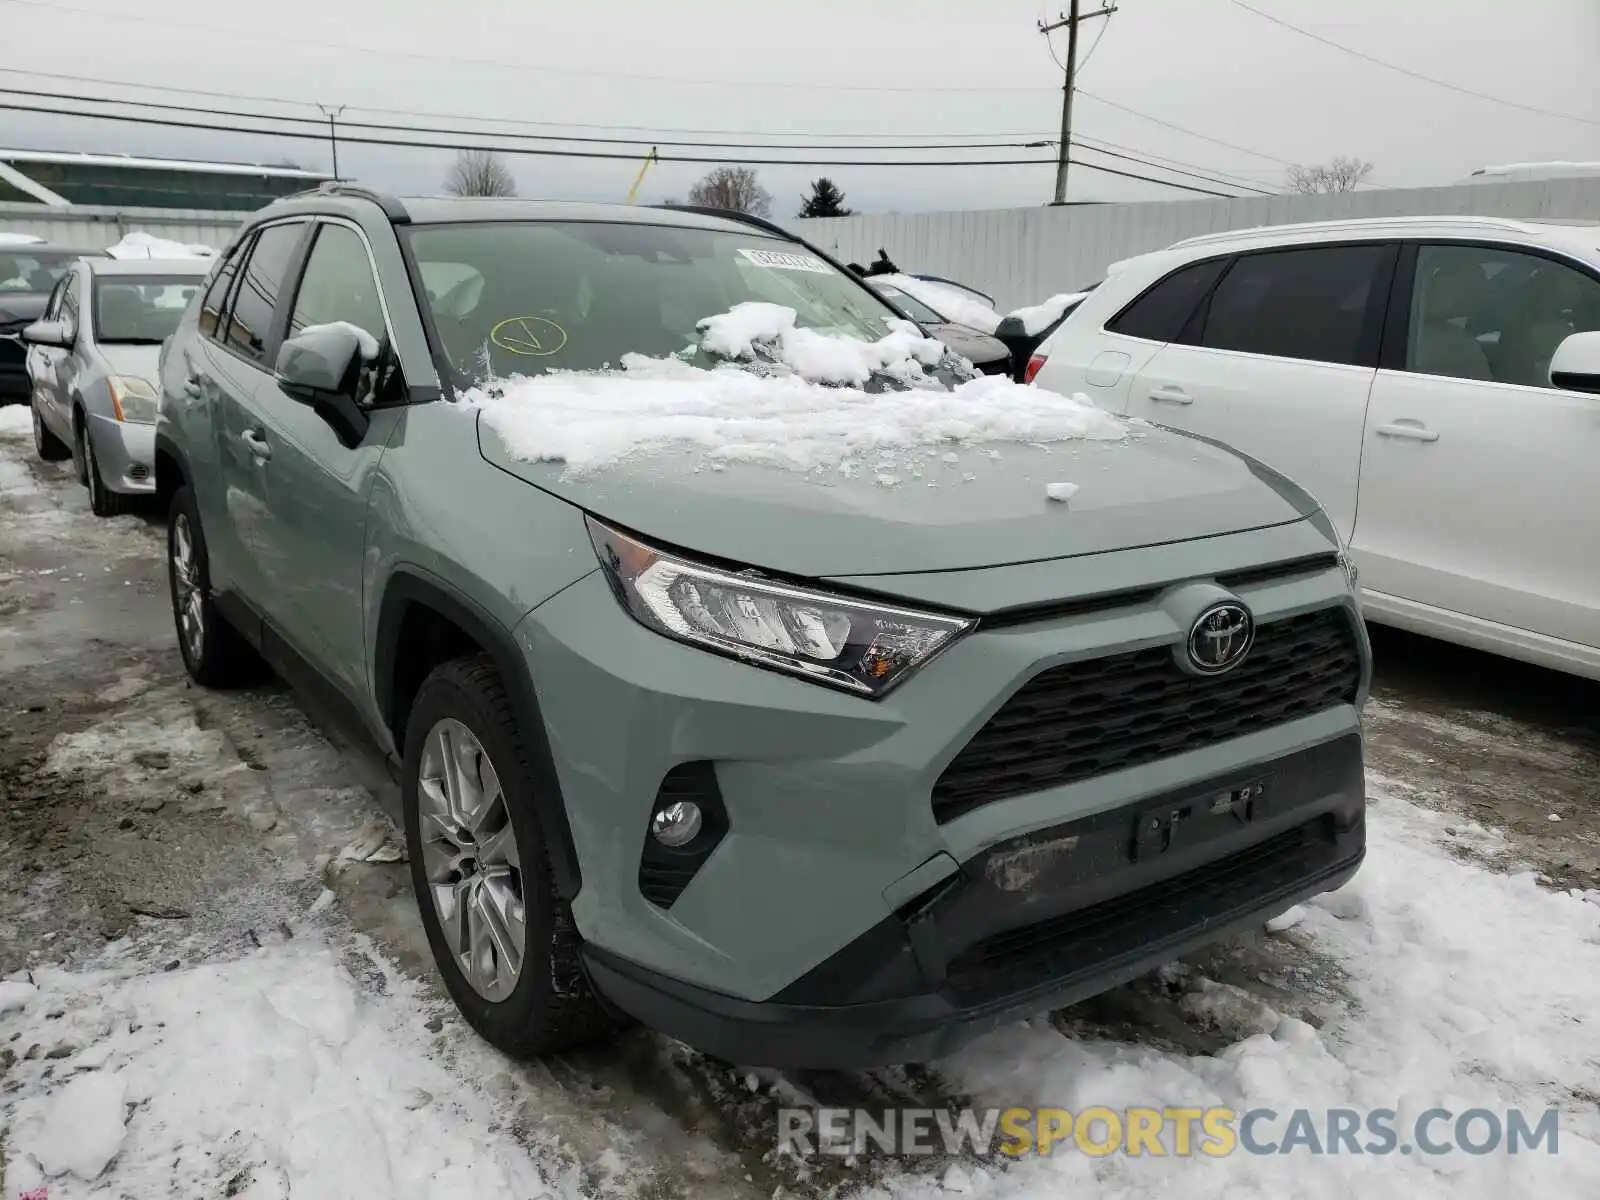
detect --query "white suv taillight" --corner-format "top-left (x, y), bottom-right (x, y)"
top-left (1023, 354), bottom-right (1048, 385)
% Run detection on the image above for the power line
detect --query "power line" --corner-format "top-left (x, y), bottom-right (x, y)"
top-left (0, 65), bottom-right (1280, 189)
top-left (0, 65), bottom-right (1048, 141)
top-left (1227, 0), bottom-right (1600, 127)
top-left (0, 0), bottom-right (1053, 95)
top-left (0, 97), bottom-right (1248, 193)
top-left (1073, 140), bottom-right (1276, 194)
top-left (0, 85), bottom-right (1056, 153)
top-left (1039, 2), bottom-right (1119, 204)
top-left (1074, 87), bottom-right (1300, 166)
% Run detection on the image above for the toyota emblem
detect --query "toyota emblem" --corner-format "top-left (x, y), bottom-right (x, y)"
top-left (1187, 602), bottom-right (1254, 675)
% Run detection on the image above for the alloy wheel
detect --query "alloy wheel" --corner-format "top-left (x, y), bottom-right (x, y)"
top-left (170, 513), bottom-right (205, 663)
top-left (417, 717), bottom-right (526, 1002)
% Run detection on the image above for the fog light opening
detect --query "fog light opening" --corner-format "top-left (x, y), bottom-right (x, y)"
top-left (650, 800), bottom-right (703, 848)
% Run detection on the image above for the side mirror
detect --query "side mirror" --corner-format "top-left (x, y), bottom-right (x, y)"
top-left (274, 324), bottom-right (374, 445)
top-left (22, 319), bottom-right (69, 348)
top-left (1548, 330), bottom-right (1600, 394)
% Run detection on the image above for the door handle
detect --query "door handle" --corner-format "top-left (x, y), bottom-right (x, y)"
top-left (1375, 422), bottom-right (1439, 443)
top-left (1149, 385), bottom-right (1193, 405)
top-left (240, 429), bottom-right (272, 461)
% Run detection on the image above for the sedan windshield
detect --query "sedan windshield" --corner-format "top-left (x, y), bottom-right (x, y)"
top-left (93, 276), bottom-right (201, 344)
top-left (0, 250), bottom-right (82, 294)
top-left (404, 221), bottom-right (909, 382)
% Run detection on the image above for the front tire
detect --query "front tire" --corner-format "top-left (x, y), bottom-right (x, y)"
top-left (167, 485), bottom-right (266, 687)
top-left (84, 428), bottom-right (130, 517)
top-left (403, 655), bottom-right (609, 1059)
top-left (32, 401), bottom-right (69, 462)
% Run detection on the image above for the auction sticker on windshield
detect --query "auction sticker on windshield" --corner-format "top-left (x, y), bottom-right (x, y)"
top-left (737, 248), bottom-right (833, 273)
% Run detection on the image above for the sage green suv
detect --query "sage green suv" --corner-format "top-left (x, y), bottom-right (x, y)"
top-left (155, 185), bottom-right (1368, 1068)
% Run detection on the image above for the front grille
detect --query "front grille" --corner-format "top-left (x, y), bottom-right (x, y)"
top-left (932, 608), bottom-right (1361, 823)
top-left (945, 815), bottom-right (1345, 991)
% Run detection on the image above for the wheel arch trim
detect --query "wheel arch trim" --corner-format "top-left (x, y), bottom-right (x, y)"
top-left (375, 567), bottom-right (583, 900)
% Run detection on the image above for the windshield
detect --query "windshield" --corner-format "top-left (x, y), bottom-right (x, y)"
top-left (92, 275), bottom-right (201, 344)
top-left (869, 282), bottom-right (946, 325)
top-left (0, 250), bottom-right (82, 295)
top-left (404, 221), bottom-right (909, 382)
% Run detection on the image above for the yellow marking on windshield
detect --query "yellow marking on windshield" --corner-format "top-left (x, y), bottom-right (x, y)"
top-left (490, 315), bottom-right (569, 356)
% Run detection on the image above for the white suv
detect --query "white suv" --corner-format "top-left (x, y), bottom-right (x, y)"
top-left (1029, 216), bottom-right (1600, 680)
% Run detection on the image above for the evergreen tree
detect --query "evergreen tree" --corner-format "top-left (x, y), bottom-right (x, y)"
top-left (798, 178), bottom-right (853, 218)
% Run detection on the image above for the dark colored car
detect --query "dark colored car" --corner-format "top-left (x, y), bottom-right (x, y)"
top-left (0, 243), bottom-right (106, 403)
top-left (865, 278), bottom-right (1013, 376)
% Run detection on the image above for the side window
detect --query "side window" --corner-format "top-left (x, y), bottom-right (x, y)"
top-left (59, 273), bottom-right (81, 333)
top-left (287, 224), bottom-right (388, 345)
top-left (1408, 244), bottom-right (1600, 388)
top-left (224, 223), bottom-right (305, 364)
top-left (1197, 244), bottom-right (1390, 366)
top-left (199, 236), bottom-right (251, 341)
top-left (42, 276), bottom-right (67, 321)
top-left (1104, 258), bottom-right (1228, 342)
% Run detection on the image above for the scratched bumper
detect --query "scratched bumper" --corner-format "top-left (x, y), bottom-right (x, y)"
top-left (585, 733), bottom-right (1365, 1067)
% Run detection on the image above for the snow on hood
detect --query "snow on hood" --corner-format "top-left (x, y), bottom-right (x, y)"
top-left (472, 303), bottom-right (1130, 477)
top-left (104, 232), bottom-right (216, 260)
top-left (1006, 291), bottom-right (1090, 336)
top-left (876, 274), bottom-right (1004, 334)
top-left (0, 231), bottom-right (46, 246)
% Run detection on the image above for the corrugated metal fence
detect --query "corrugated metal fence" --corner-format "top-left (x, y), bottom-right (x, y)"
top-left (0, 202), bottom-right (243, 250)
top-left (799, 179), bottom-right (1600, 311)
top-left (6, 179), bottom-right (1599, 311)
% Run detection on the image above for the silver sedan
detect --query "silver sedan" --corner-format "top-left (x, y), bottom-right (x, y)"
top-left (24, 256), bottom-right (209, 516)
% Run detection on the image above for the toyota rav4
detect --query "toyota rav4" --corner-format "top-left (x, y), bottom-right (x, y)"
top-left (155, 185), bottom-right (1368, 1068)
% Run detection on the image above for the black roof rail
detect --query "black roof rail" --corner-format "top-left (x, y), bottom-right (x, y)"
top-left (274, 181), bottom-right (410, 223)
top-left (659, 205), bottom-right (797, 240)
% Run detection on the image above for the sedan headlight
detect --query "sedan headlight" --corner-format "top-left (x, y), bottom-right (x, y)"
top-left (587, 518), bottom-right (972, 697)
top-left (107, 376), bottom-right (159, 424)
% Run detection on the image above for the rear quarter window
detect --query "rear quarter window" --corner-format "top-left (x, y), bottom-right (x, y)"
top-left (1104, 258), bottom-right (1229, 342)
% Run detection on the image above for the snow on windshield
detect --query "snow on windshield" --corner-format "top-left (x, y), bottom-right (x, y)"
top-left (878, 274), bottom-right (1004, 334)
top-left (473, 302), bottom-right (1130, 476)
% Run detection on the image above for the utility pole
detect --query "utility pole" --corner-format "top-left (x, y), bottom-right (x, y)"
top-left (317, 104), bottom-right (347, 180)
top-left (1039, 2), bottom-right (1116, 205)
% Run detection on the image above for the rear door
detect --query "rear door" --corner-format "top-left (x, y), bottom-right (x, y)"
top-left (1125, 242), bottom-right (1396, 541)
top-left (1354, 241), bottom-right (1600, 652)
top-left (245, 218), bottom-right (398, 700)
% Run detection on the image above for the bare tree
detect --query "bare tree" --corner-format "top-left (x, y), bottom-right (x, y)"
top-left (444, 149), bottom-right (518, 197)
top-left (1285, 156), bottom-right (1375, 194)
top-left (687, 166), bottom-right (772, 217)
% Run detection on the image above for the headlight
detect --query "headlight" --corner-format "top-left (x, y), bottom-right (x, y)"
top-left (107, 376), bottom-right (159, 424)
top-left (587, 518), bottom-right (972, 697)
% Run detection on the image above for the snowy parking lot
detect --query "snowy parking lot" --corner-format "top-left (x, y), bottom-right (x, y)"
top-left (2, 403), bottom-right (1598, 1199)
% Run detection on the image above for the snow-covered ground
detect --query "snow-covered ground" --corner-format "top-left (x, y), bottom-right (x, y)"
top-left (3, 403), bottom-right (1599, 1199)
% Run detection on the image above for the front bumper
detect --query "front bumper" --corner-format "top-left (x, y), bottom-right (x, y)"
top-left (584, 734), bottom-right (1363, 1067)
top-left (87, 413), bottom-right (156, 493)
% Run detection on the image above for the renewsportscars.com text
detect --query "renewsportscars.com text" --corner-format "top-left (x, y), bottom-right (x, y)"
top-left (777, 1105), bottom-right (1561, 1158)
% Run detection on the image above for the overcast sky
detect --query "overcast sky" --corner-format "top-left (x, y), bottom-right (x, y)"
top-left (3, 0), bottom-right (1596, 214)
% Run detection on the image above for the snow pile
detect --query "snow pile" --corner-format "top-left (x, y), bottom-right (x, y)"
top-left (1044, 481), bottom-right (1079, 503)
top-left (300, 320), bottom-right (381, 361)
top-left (867, 788), bottom-right (1600, 1200)
top-left (0, 231), bottom-right (46, 245)
top-left (698, 301), bottom-right (946, 386)
top-left (475, 303), bottom-right (1131, 475)
top-left (29, 1071), bottom-right (128, 1181)
top-left (104, 231), bottom-right (216, 260)
top-left (0, 404), bottom-right (33, 438)
top-left (2, 943), bottom-right (582, 1198)
top-left (877, 274), bottom-right (1004, 334)
top-left (1006, 291), bottom-right (1090, 336)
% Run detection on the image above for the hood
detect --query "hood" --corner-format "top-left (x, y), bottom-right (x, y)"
top-left (925, 322), bottom-right (1011, 371)
top-left (479, 419), bottom-right (1318, 579)
top-left (94, 343), bottom-right (162, 381)
top-left (0, 293), bottom-right (48, 327)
